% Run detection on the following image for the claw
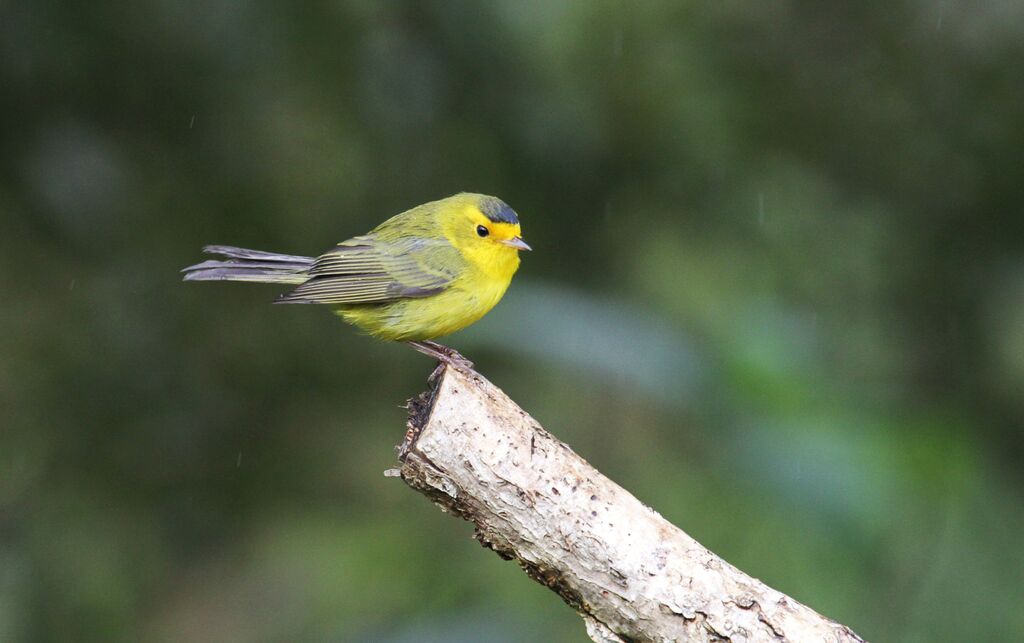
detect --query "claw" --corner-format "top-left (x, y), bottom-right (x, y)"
top-left (407, 340), bottom-right (475, 373)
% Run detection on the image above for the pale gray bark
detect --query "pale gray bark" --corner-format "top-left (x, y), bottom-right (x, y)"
top-left (396, 366), bottom-right (866, 643)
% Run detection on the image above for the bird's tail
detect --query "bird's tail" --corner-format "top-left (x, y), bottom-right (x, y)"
top-left (182, 245), bottom-right (313, 284)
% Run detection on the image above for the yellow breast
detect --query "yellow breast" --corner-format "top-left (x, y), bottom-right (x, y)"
top-left (334, 262), bottom-right (516, 342)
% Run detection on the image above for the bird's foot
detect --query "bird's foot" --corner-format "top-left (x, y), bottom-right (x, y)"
top-left (407, 340), bottom-right (475, 374)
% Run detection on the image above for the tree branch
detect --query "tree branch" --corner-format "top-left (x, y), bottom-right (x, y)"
top-left (396, 365), bottom-right (866, 643)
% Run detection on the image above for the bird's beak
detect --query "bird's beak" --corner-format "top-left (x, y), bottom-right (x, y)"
top-left (502, 236), bottom-right (532, 251)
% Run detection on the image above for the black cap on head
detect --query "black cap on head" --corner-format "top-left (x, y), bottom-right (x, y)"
top-left (479, 197), bottom-right (519, 225)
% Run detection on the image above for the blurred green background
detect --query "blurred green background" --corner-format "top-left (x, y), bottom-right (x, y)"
top-left (3, 1), bottom-right (1024, 641)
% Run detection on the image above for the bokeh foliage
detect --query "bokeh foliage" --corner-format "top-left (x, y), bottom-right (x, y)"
top-left (3, 1), bottom-right (1024, 641)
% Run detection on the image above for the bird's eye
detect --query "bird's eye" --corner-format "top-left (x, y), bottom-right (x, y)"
top-left (476, 225), bottom-right (489, 237)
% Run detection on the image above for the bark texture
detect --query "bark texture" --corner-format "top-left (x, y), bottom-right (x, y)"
top-left (397, 365), bottom-right (866, 643)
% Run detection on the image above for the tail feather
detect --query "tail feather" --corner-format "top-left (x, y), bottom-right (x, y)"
top-left (200, 245), bottom-right (313, 264)
top-left (182, 245), bottom-right (313, 285)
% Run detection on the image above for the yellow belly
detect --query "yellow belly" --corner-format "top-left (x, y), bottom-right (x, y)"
top-left (333, 270), bottom-right (512, 342)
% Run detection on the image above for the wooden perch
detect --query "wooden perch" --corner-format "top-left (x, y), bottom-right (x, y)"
top-left (395, 365), bottom-right (866, 643)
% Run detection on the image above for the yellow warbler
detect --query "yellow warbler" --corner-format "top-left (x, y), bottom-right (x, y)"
top-left (182, 193), bottom-right (529, 367)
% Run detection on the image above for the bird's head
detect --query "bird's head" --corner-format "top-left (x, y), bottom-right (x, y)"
top-left (445, 194), bottom-right (530, 276)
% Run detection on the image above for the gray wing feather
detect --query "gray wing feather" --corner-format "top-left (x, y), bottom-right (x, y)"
top-left (276, 236), bottom-right (458, 304)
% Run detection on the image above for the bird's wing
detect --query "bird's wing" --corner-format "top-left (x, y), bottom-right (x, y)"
top-left (276, 235), bottom-right (460, 304)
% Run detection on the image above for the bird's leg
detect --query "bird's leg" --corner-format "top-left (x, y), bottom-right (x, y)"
top-left (406, 340), bottom-right (475, 372)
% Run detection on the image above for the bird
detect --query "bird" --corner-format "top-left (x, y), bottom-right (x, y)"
top-left (182, 192), bottom-right (530, 369)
